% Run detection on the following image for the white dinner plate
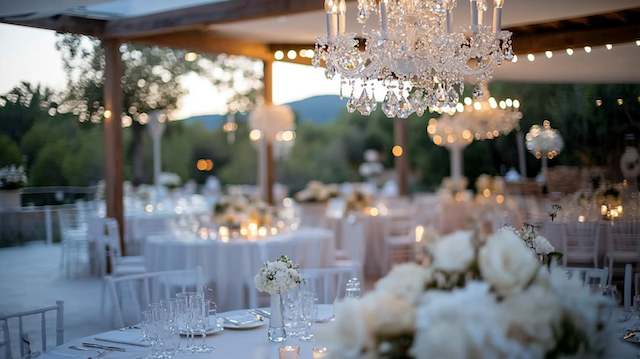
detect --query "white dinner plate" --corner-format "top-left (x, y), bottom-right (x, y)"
top-left (220, 310), bottom-right (265, 330)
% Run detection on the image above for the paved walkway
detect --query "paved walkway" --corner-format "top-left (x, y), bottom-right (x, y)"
top-left (0, 243), bottom-right (111, 353)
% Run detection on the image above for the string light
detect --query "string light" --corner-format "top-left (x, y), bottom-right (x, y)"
top-left (584, 46), bottom-right (592, 53)
top-left (606, 44), bottom-right (613, 50)
top-left (545, 51), bottom-right (553, 59)
top-left (392, 145), bottom-right (404, 157)
top-left (595, 99), bottom-right (602, 107)
top-left (287, 50), bottom-right (297, 59)
top-left (566, 48), bottom-right (574, 55)
top-left (274, 50), bottom-right (284, 60)
top-left (617, 98), bottom-right (624, 106)
top-left (527, 53), bottom-right (535, 62)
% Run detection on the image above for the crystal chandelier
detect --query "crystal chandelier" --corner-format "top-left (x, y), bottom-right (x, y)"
top-left (441, 83), bottom-right (522, 140)
top-left (314, 0), bottom-right (513, 118)
top-left (525, 120), bottom-right (563, 160)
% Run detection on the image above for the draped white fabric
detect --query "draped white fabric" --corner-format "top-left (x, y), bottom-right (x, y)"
top-left (144, 228), bottom-right (335, 310)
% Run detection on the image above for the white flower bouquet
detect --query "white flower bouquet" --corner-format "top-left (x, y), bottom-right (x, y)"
top-left (254, 256), bottom-right (302, 295)
top-left (319, 229), bottom-right (613, 358)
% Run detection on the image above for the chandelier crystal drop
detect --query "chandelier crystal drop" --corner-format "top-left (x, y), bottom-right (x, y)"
top-left (314, 0), bottom-right (513, 118)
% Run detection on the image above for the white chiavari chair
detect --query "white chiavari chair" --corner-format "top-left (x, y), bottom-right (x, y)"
top-left (104, 268), bottom-right (203, 328)
top-left (1, 301), bottom-right (63, 359)
top-left (605, 221), bottom-right (640, 284)
top-left (564, 267), bottom-right (609, 287)
top-left (562, 222), bottom-right (600, 267)
top-left (58, 206), bottom-right (90, 277)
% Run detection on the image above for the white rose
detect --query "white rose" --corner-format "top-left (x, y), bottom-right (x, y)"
top-left (430, 231), bottom-right (475, 272)
top-left (479, 229), bottom-right (539, 296)
top-left (412, 282), bottom-right (524, 359)
top-left (502, 284), bottom-right (562, 353)
top-left (362, 291), bottom-right (415, 336)
top-left (375, 263), bottom-right (431, 305)
top-left (533, 235), bottom-right (554, 255)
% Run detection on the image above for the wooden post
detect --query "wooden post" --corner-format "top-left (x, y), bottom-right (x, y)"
top-left (103, 39), bottom-right (126, 255)
top-left (260, 59), bottom-right (275, 204)
top-left (393, 119), bottom-right (409, 196)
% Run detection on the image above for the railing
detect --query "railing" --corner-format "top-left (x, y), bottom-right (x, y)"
top-left (0, 187), bottom-right (98, 247)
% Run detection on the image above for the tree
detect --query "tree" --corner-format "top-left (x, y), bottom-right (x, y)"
top-left (55, 34), bottom-right (263, 184)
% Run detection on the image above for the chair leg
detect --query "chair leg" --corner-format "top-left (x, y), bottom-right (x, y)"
top-left (607, 256), bottom-right (614, 286)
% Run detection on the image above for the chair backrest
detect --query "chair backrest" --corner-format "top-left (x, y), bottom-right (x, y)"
top-left (105, 268), bottom-right (203, 328)
top-left (564, 267), bottom-right (609, 287)
top-left (57, 207), bottom-right (88, 240)
top-left (301, 267), bottom-right (357, 304)
top-left (608, 221), bottom-right (640, 253)
top-left (0, 301), bottom-right (63, 359)
top-left (563, 222), bottom-right (599, 252)
top-left (341, 220), bottom-right (366, 267)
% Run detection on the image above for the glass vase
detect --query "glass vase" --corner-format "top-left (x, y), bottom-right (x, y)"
top-left (268, 293), bottom-right (287, 343)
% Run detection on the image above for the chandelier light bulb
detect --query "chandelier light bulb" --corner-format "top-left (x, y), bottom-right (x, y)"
top-left (527, 53), bottom-right (535, 62)
top-left (274, 50), bottom-right (284, 60)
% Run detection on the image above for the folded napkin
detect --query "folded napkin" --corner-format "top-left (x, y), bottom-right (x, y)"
top-left (94, 330), bottom-right (149, 348)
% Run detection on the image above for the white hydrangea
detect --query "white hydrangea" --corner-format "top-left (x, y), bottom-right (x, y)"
top-left (430, 230), bottom-right (475, 273)
top-left (254, 257), bottom-right (301, 294)
top-left (317, 298), bottom-right (374, 358)
top-left (479, 229), bottom-right (539, 296)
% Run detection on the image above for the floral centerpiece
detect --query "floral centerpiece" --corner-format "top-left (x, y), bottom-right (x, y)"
top-left (295, 181), bottom-right (339, 203)
top-left (346, 189), bottom-right (374, 213)
top-left (595, 184), bottom-right (623, 220)
top-left (213, 194), bottom-right (251, 229)
top-left (0, 165), bottom-right (27, 190)
top-left (319, 229), bottom-right (612, 358)
top-left (506, 224), bottom-right (562, 265)
top-left (255, 256), bottom-right (302, 342)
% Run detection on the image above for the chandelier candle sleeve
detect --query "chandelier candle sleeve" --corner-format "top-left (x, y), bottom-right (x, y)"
top-left (470, 0), bottom-right (478, 33)
top-left (493, 0), bottom-right (503, 32)
top-left (338, 0), bottom-right (346, 34)
top-left (324, 0), bottom-right (338, 40)
top-left (380, 0), bottom-right (389, 38)
top-left (446, 8), bottom-right (453, 33)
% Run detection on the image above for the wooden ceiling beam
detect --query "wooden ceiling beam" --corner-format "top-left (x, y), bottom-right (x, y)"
top-left (103, 0), bottom-right (354, 40)
top-left (127, 30), bottom-right (272, 60)
top-left (1, 15), bottom-right (105, 37)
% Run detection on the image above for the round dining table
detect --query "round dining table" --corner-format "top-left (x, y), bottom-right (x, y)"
top-left (38, 306), bottom-right (639, 359)
top-left (145, 228), bottom-right (335, 310)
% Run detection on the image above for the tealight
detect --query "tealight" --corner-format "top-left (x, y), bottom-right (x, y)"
top-left (312, 346), bottom-right (329, 358)
top-left (279, 345), bottom-right (300, 359)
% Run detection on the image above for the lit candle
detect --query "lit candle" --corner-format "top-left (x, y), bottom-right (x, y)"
top-left (338, 0), bottom-right (346, 34)
top-left (492, 0), bottom-right (504, 33)
top-left (470, 0), bottom-right (478, 33)
top-left (379, 0), bottom-right (388, 38)
top-left (279, 345), bottom-right (300, 359)
top-left (312, 347), bottom-right (329, 359)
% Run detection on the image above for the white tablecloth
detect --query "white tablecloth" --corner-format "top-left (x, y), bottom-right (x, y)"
top-left (145, 228), bottom-right (335, 310)
top-left (40, 306), bottom-right (639, 359)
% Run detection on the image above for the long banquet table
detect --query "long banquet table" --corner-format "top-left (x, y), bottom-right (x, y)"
top-left (39, 306), bottom-right (640, 359)
top-left (145, 228), bottom-right (335, 310)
